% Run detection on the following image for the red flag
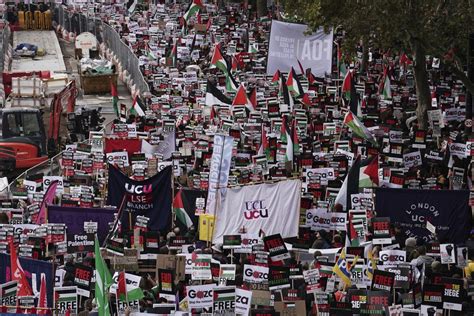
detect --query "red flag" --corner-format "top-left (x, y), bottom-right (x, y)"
top-left (9, 240), bottom-right (33, 297)
top-left (35, 180), bottom-right (59, 225)
top-left (206, 17), bottom-right (212, 31)
top-left (231, 56), bottom-right (238, 72)
top-left (197, 13), bottom-right (202, 24)
top-left (37, 273), bottom-right (48, 314)
top-left (117, 271), bottom-right (127, 301)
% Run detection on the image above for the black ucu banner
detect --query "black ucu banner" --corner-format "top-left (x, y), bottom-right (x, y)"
top-left (107, 165), bottom-right (172, 232)
top-left (375, 188), bottom-right (471, 244)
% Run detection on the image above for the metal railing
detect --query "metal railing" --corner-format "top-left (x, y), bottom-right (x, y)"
top-left (53, 5), bottom-right (149, 94)
top-left (0, 24), bottom-right (10, 73)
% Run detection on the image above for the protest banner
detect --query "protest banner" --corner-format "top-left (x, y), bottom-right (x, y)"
top-left (375, 188), bottom-right (471, 243)
top-left (267, 20), bottom-right (333, 77)
top-left (107, 165), bottom-right (172, 232)
top-left (206, 135), bottom-right (234, 215)
top-left (158, 269), bottom-right (174, 294)
top-left (67, 233), bottom-right (94, 253)
top-left (0, 253), bottom-right (54, 307)
top-left (440, 243), bottom-right (456, 264)
top-left (48, 206), bottom-right (116, 242)
top-left (268, 266), bottom-right (291, 291)
top-left (441, 277), bottom-right (463, 311)
top-left (422, 284), bottom-right (444, 309)
top-left (243, 264), bottom-right (269, 290)
top-left (192, 254), bottom-right (212, 281)
top-left (223, 235), bottom-right (242, 249)
top-left (379, 250), bottom-right (407, 265)
top-left (0, 281), bottom-right (17, 312)
top-left (371, 217), bottom-right (392, 245)
top-left (213, 180), bottom-right (301, 243)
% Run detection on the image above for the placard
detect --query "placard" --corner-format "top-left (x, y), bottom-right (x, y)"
top-left (371, 269), bottom-right (395, 293)
top-left (263, 233), bottom-right (290, 261)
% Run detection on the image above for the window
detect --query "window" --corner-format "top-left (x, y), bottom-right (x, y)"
top-left (5, 113), bottom-right (20, 137)
top-left (22, 113), bottom-right (41, 137)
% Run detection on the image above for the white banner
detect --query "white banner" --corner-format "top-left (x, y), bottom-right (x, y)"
top-left (213, 180), bottom-right (301, 243)
top-left (235, 288), bottom-right (252, 316)
top-left (206, 135), bottom-right (234, 214)
top-left (267, 20), bottom-right (333, 76)
top-left (306, 209), bottom-right (346, 231)
top-left (187, 284), bottom-right (215, 310)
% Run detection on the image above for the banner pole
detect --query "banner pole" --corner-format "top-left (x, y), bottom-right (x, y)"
top-left (171, 168), bottom-right (175, 229)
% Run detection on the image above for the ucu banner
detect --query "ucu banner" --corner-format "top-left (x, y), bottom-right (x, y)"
top-left (107, 165), bottom-right (172, 232)
top-left (213, 179), bottom-right (301, 244)
top-left (375, 188), bottom-right (471, 244)
top-left (243, 200), bottom-right (269, 220)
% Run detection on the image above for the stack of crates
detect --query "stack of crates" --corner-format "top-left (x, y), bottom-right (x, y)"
top-left (18, 10), bottom-right (52, 30)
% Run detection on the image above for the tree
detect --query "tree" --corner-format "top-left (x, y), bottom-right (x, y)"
top-left (282, 0), bottom-right (474, 129)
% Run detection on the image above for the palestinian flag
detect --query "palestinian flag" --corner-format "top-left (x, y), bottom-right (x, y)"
top-left (307, 71), bottom-right (316, 86)
top-left (292, 119), bottom-right (300, 156)
top-left (342, 70), bottom-right (358, 114)
top-left (231, 55), bottom-right (238, 73)
top-left (232, 84), bottom-right (254, 112)
top-left (271, 70), bottom-right (280, 85)
top-left (116, 271), bottom-right (145, 302)
top-left (380, 69), bottom-right (392, 99)
top-left (111, 81), bottom-right (119, 117)
top-left (301, 93), bottom-right (311, 107)
top-left (248, 87), bottom-right (257, 110)
top-left (335, 155), bottom-right (379, 211)
top-left (166, 38), bottom-right (178, 67)
top-left (334, 156), bottom-right (361, 211)
top-left (211, 45), bottom-right (229, 73)
top-left (280, 74), bottom-right (294, 111)
top-left (297, 59), bottom-right (305, 75)
top-left (258, 125), bottom-right (270, 160)
top-left (225, 71), bottom-right (238, 92)
top-left (183, 0), bottom-right (203, 22)
top-left (173, 189), bottom-right (206, 232)
top-left (287, 67), bottom-right (304, 97)
top-left (205, 80), bottom-right (232, 107)
top-left (358, 155), bottom-right (379, 188)
top-left (343, 111), bottom-right (377, 145)
top-left (130, 95), bottom-right (146, 117)
top-left (281, 115), bottom-right (293, 162)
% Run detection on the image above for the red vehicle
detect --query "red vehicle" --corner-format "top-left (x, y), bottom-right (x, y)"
top-left (0, 81), bottom-right (77, 173)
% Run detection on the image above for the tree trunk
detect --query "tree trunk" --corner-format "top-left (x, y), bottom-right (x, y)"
top-left (256, 0), bottom-right (268, 18)
top-left (412, 40), bottom-right (430, 130)
top-left (360, 37), bottom-right (369, 74)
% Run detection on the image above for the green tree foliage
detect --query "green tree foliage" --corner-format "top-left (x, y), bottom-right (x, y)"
top-left (282, 0), bottom-right (474, 129)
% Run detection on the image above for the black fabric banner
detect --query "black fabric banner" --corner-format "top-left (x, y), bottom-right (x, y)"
top-left (375, 188), bottom-right (471, 244)
top-left (107, 165), bottom-right (172, 233)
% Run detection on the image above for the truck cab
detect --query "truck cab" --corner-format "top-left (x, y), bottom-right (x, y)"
top-left (0, 107), bottom-right (48, 171)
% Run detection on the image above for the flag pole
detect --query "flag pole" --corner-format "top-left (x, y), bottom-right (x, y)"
top-left (209, 135), bottom-right (227, 248)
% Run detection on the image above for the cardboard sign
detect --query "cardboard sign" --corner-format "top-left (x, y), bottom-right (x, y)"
top-left (379, 250), bottom-right (407, 265)
top-left (186, 284), bottom-right (214, 310)
top-left (243, 264), bottom-right (269, 289)
top-left (223, 235), bottom-right (242, 249)
top-left (383, 265), bottom-right (411, 289)
top-left (263, 234), bottom-right (290, 261)
top-left (371, 269), bottom-right (395, 292)
top-left (158, 269), bottom-right (174, 294)
top-left (440, 243), bottom-right (456, 264)
top-left (192, 254), bottom-right (212, 280)
top-left (73, 264), bottom-right (93, 297)
top-left (371, 217), bottom-right (392, 244)
top-left (422, 284), bottom-right (443, 308)
top-left (66, 233), bottom-right (94, 253)
top-left (235, 288), bottom-right (252, 316)
top-left (213, 286), bottom-right (236, 315)
top-left (54, 286), bottom-right (78, 316)
top-left (268, 266), bottom-right (290, 291)
top-left (442, 277), bottom-right (463, 311)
